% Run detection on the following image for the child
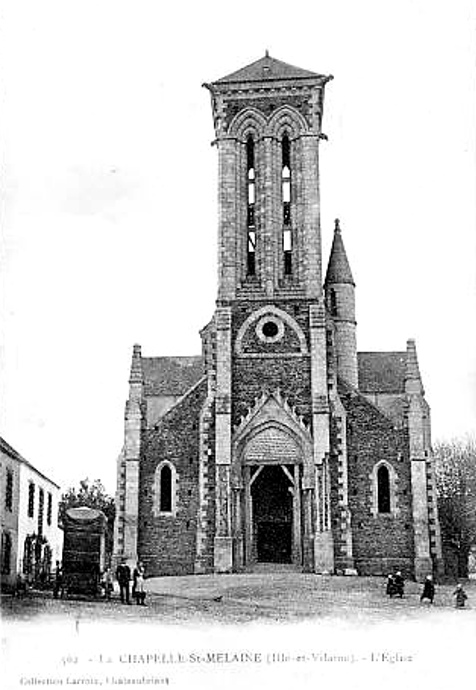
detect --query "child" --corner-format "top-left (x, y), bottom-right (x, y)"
top-left (453, 583), bottom-right (468, 608)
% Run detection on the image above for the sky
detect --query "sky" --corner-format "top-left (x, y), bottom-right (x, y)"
top-left (1, 0), bottom-right (475, 496)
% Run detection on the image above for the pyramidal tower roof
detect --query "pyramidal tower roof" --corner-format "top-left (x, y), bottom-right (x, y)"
top-left (325, 219), bottom-right (355, 286)
top-left (213, 52), bottom-right (330, 85)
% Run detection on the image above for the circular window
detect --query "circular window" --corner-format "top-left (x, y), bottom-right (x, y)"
top-left (262, 321), bottom-right (279, 338)
top-left (255, 315), bottom-right (284, 343)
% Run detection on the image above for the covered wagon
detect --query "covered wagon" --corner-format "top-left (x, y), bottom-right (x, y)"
top-left (61, 507), bottom-right (106, 597)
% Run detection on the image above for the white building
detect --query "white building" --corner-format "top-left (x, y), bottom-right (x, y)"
top-left (1, 436), bottom-right (63, 590)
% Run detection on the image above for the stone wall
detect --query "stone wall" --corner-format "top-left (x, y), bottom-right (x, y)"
top-left (232, 301), bottom-right (313, 427)
top-left (232, 301), bottom-right (310, 340)
top-left (338, 386), bottom-right (415, 577)
top-left (233, 357), bottom-right (312, 428)
top-left (138, 378), bottom-right (208, 576)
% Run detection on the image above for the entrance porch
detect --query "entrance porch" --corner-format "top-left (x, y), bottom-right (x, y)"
top-left (241, 463), bottom-right (303, 570)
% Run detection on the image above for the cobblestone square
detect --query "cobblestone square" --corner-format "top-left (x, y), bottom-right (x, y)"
top-left (3, 575), bottom-right (475, 690)
top-left (3, 573), bottom-right (475, 625)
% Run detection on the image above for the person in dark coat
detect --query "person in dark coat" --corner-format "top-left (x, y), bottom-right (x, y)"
top-left (393, 571), bottom-right (404, 598)
top-left (420, 575), bottom-right (435, 604)
top-left (386, 574), bottom-right (396, 597)
top-left (453, 584), bottom-right (468, 608)
top-left (53, 560), bottom-right (63, 599)
top-left (132, 563), bottom-right (138, 602)
top-left (115, 560), bottom-right (131, 604)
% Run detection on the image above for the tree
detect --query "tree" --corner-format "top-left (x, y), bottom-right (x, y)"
top-left (435, 437), bottom-right (476, 578)
top-left (59, 478), bottom-right (115, 560)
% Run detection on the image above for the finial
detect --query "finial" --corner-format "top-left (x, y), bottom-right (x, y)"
top-left (405, 338), bottom-right (423, 390)
top-left (129, 344), bottom-right (143, 385)
top-left (265, 49), bottom-right (269, 58)
top-left (334, 218), bottom-right (341, 233)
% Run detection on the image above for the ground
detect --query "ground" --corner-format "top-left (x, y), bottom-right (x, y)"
top-left (2, 575), bottom-right (476, 690)
top-left (2, 572), bottom-right (475, 624)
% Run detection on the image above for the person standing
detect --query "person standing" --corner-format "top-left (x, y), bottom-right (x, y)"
top-left (132, 563), bottom-right (137, 602)
top-left (394, 571), bottom-right (405, 598)
top-left (115, 560), bottom-right (131, 604)
top-left (420, 575), bottom-right (435, 604)
top-left (133, 562), bottom-right (146, 606)
top-left (453, 584), bottom-right (468, 608)
top-left (103, 567), bottom-right (114, 600)
top-left (53, 560), bottom-right (63, 599)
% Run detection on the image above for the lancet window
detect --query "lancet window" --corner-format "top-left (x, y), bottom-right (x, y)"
top-left (377, 465), bottom-right (391, 514)
top-left (154, 461), bottom-right (177, 516)
top-left (246, 135), bottom-right (256, 277)
top-left (282, 134), bottom-right (292, 276)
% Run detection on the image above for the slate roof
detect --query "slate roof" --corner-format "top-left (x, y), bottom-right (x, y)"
top-left (325, 220), bottom-right (354, 286)
top-left (357, 352), bottom-right (407, 394)
top-left (214, 53), bottom-right (328, 85)
top-left (140, 350), bottom-right (408, 398)
top-left (142, 356), bottom-right (204, 397)
top-left (148, 376), bottom-right (209, 431)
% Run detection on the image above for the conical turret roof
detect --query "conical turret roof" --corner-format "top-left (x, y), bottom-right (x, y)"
top-left (324, 219), bottom-right (355, 286)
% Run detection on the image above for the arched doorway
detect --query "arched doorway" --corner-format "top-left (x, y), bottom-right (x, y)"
top-left (251, 465), bottom-right (293, 563)
top-left (233, 408), bottom-right (311, 572)
top-left (243, 462), bottom-right (302, 568)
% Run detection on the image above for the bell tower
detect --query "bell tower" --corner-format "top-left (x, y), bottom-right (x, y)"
top-left (203, 54), bottom-right (335, 574)
top-left (204, 52), bottom-right (333, 302)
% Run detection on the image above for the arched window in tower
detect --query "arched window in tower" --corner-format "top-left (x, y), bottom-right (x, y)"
top-left (377, 465), bottom-right (391, 513)
top-left (246, 135), bottom-right (256, 277)
top-left (282, 133), bottom-right (292, 276)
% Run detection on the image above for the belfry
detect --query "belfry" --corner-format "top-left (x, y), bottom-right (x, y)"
top-left (113, 54), bottom-right (443, 580)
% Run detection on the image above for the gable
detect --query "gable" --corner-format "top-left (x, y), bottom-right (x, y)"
top-left (338, 377), bottom-right (398, 428)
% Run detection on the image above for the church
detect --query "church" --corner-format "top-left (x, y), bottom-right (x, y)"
top-left (113, 54), bottom-right (442, 580)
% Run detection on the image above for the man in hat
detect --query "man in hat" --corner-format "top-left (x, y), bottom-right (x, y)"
top-left (115, 559), bottom-right (131, 604)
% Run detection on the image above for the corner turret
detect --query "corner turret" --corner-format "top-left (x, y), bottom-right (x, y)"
top-left (325, 219), bottom-right (358, 387)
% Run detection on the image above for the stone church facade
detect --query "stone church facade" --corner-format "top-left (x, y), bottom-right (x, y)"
top-left (113, 54), bottom-right (443, 580)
